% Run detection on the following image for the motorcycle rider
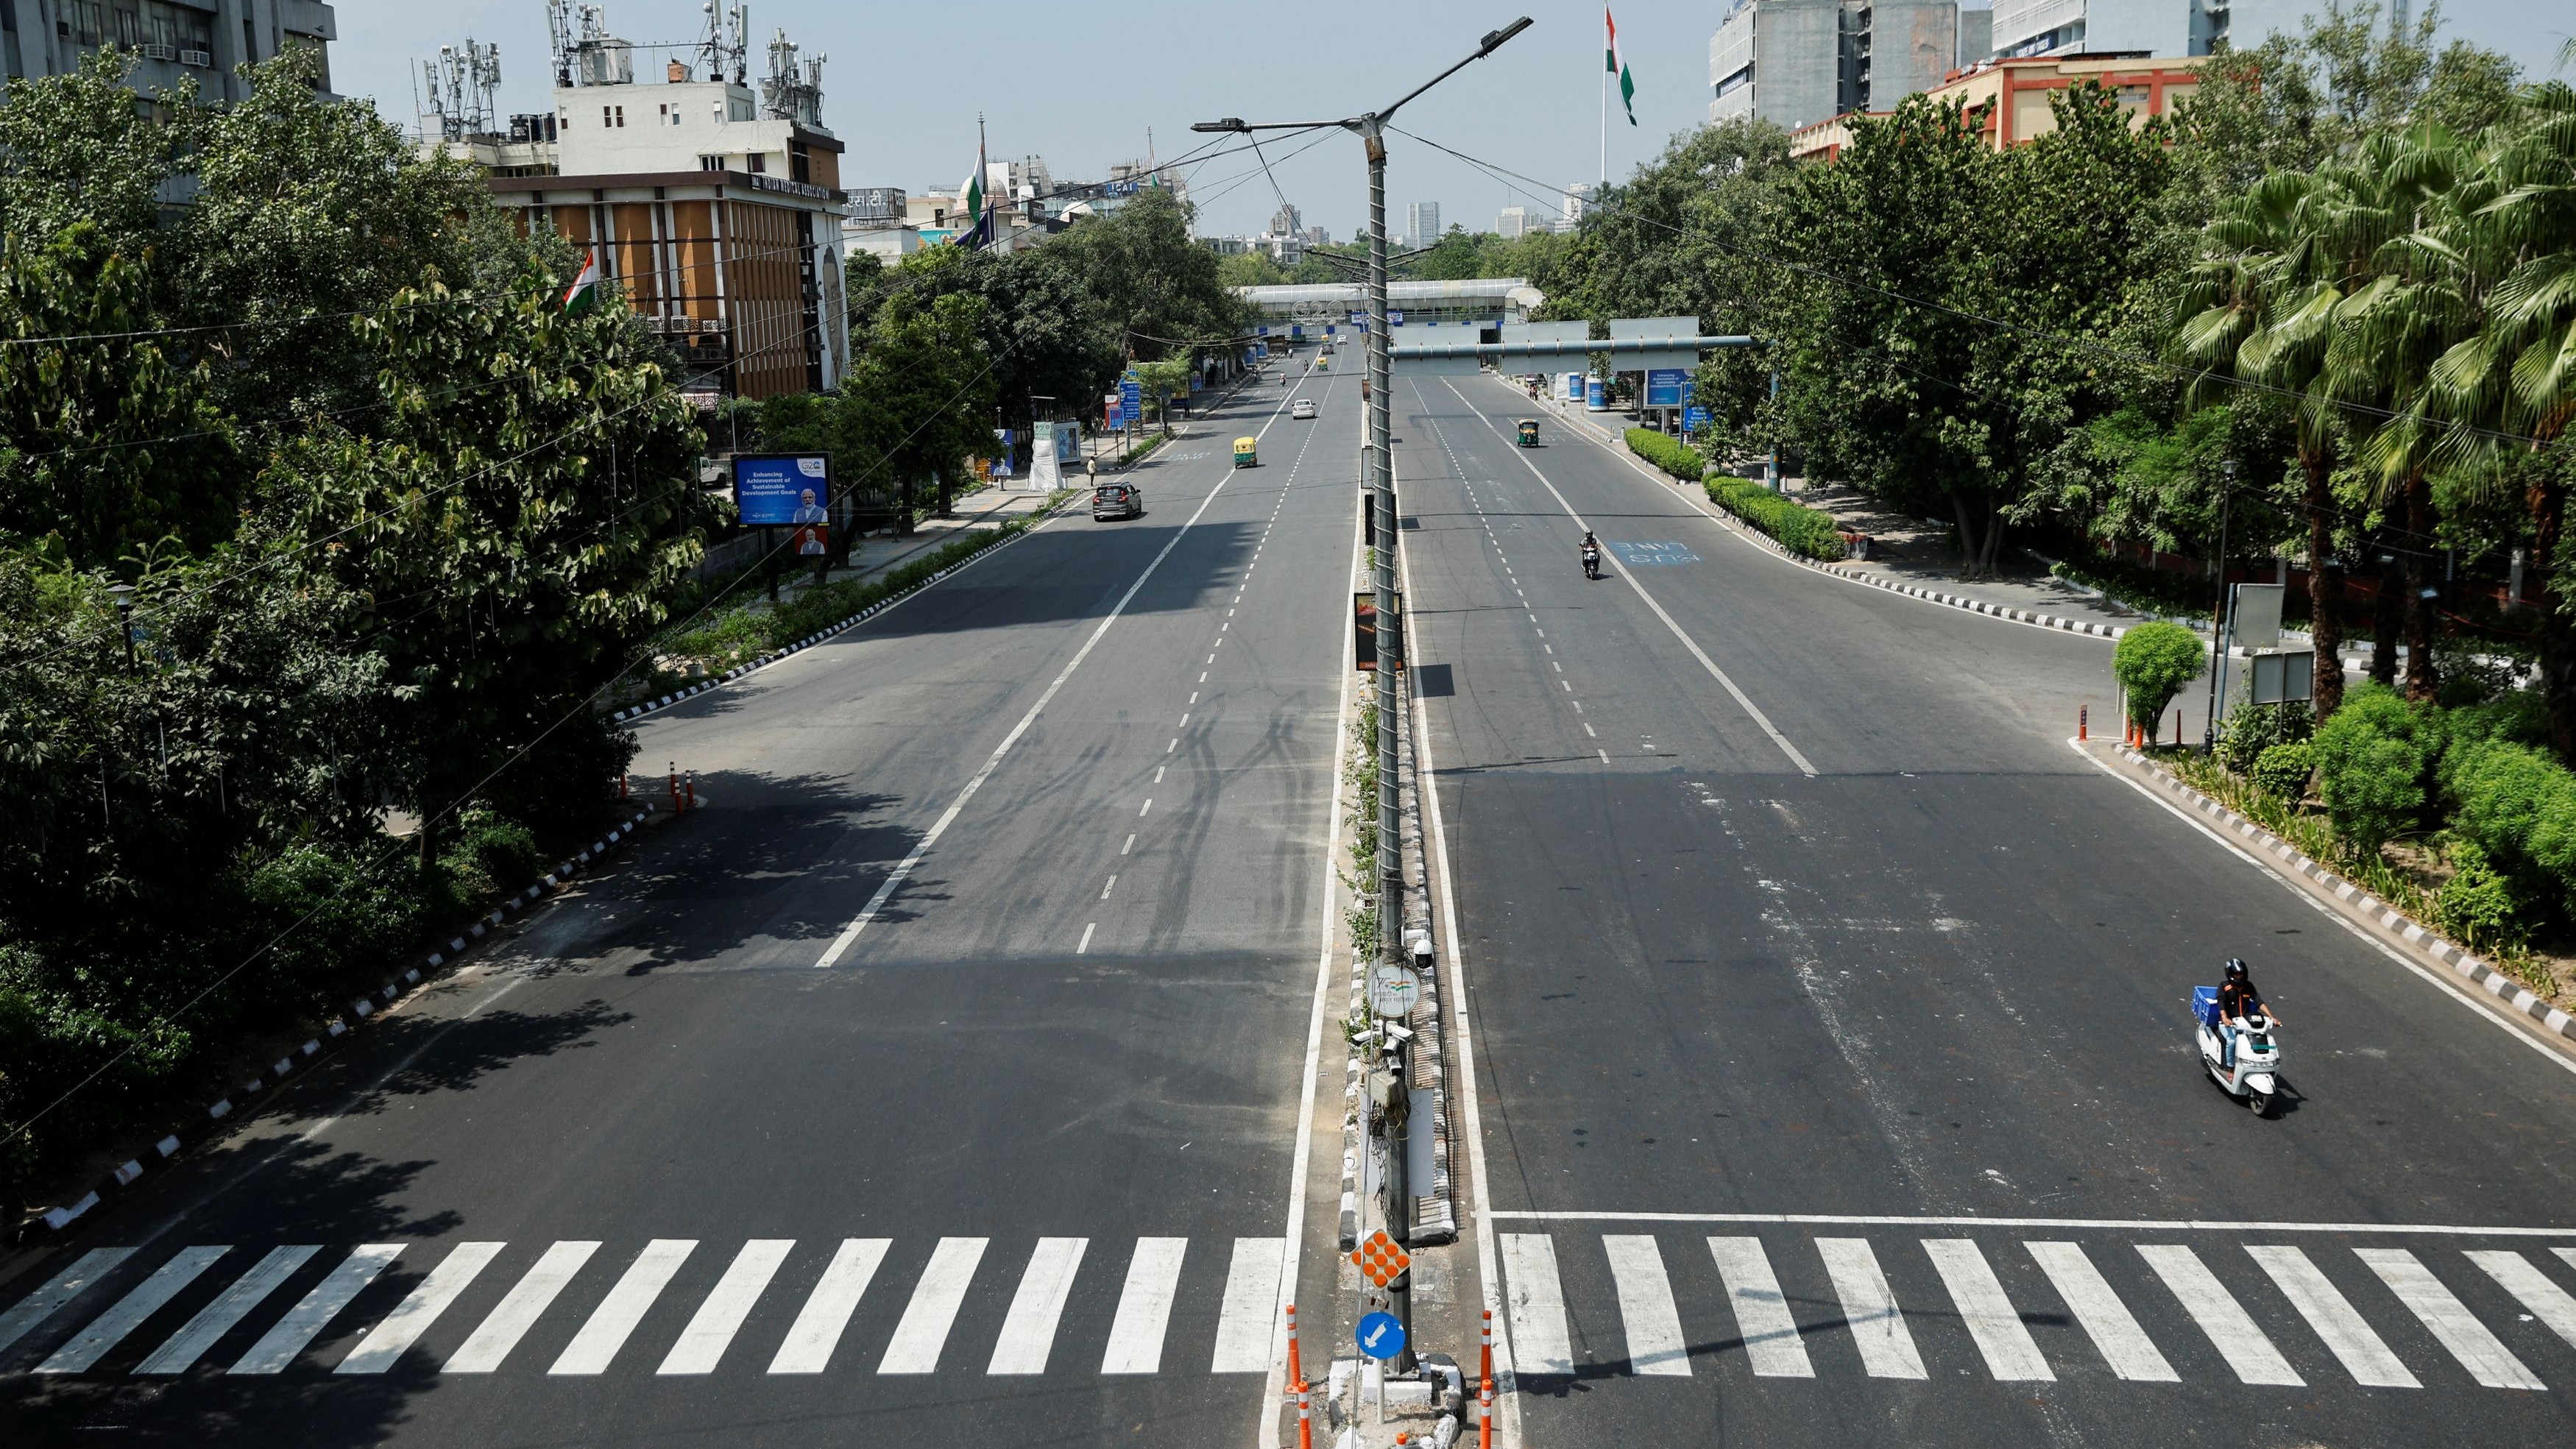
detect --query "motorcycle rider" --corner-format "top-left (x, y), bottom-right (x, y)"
top-left (2217, 959), bottom-right (2279, 1066)
top-left (1580, 531), bottom-right (1602, 579)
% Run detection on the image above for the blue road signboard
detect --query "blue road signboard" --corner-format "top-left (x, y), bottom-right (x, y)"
top-left (1120, 377), bottom-right (1143, 418)
top-left (732, 454), bottom-right (830, 526)
top-left (1586, 377), bottom-right (1606, 409)
top-left (1684, 405), bottom-right (1711, 432)
top-left (1387, 310), bottom-right (1404, 325)
top-left (1356, 1311), bottom-right (1406, 1360)
top-left (1646, 368), bottom-right (1689, 408)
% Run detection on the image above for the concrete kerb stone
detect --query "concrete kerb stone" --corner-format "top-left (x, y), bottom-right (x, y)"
top-left (2110, 743), bottom-right (2576, 1045)
top-left (609, 492), bottom-right (1078, 727)
top-left (32, 806), bottom-right (662, 1236)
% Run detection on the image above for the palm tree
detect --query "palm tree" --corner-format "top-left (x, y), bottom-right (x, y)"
top-left (2424, 82), bottom-right (2576, 755)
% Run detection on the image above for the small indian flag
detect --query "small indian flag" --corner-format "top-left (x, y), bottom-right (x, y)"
top-left (560, 248), bottom-right (601, 314)
top-left (1607, 8), bottom-right (1637, 127)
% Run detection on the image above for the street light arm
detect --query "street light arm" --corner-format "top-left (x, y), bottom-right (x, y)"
top-left (1190, 118), bottom-right (1354, 132)
top-left (1377, 15), bottom-right (1532, 123)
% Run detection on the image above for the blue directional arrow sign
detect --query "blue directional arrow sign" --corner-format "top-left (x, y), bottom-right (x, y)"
top-left (1356, 1311), bottom-right (1406, 1360)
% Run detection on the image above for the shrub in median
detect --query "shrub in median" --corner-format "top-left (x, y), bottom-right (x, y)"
top-left (2111, 621), bottom-right (2204, 740)
top-left (1627, 428), bottom-right (1704, 482)
top-left (1705, 476), bottom-right (1844, 561)
top-left (2310, 684), bottom-right (2439, 853)
top-left (2249, 740), bottom-right (2315, 801)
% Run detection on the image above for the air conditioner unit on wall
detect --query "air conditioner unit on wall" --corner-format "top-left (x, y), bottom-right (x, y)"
top-left (180, 49), bottom-right (213, 68)
top-left (143, 43), bottom-right (175, 60)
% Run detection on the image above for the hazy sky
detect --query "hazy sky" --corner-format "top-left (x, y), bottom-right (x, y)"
top-left (338, 1), bottom-right (2572, 241)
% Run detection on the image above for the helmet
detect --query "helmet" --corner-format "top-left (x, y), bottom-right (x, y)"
top-left (2223, 958), bottom-right (2248, 979)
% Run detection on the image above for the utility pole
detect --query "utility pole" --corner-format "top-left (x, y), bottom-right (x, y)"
top-left (1196, 10), bottom-right (1532, 1389)
top-left (2205, 458), bottom-right (2237, 752)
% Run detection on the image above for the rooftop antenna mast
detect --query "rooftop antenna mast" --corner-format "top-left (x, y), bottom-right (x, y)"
top-left (420, 38), bottom-right (501, 141)
top-left (698, 1), bottom-right (749, 86)
top-left (546, 0), bottom-right (574, 85)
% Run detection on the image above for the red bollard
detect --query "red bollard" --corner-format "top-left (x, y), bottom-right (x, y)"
top-left (2078, 704), bottom-right (2088, 742)
top-left (668, 762), bottom-right (682, 812)
top-left (1286, 1303), bottom-right (1311, 1449)
top-left (1297, 1381), bottom-right (1314, 1449)
top-left (619, 773), bottom-right (629, 801)
top-left (1480, 1308), bottom-right (1496, 1449)
top-left (686, 770), bottom-right (697, 810)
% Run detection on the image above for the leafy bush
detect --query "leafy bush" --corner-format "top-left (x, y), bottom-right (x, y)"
top-left (2251, 741), bottom-right (2315, 801)
top-left (2311, 684), bottom-right (2438, 852)
top-left (2218, 698), bottom-right (2313, 773)
top-left (1627, 428), bottom-right (1704, 481)
top-left (2432, 838), bottom-right (2525, 951)
top-left (1705, 476), bottom-right (1845, 561)
top-left (440, 809), bottom-right (546, 898)
top-left (2112, 621), bottom-right (2205, 737)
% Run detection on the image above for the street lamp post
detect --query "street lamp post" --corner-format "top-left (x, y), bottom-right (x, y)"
top-left (2206, 458), bottom-right (2237, 753)
top-left (1196, 11), bottom-right (1531, 1384)
top-left (105, 583), bottom-right (136, 671)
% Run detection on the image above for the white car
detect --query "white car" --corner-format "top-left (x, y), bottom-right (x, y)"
top-left (1291, 398), bottom-right (1318, 419)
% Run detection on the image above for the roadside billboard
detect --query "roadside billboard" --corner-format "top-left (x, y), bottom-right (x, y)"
top-left (732, 454), bottom-right (830, 527)
top-left (1646, 369), bottom-right (1689, 408)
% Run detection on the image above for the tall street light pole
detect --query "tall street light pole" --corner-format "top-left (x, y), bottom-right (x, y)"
top-left (1195, 10), bottom-right (1530, 1378)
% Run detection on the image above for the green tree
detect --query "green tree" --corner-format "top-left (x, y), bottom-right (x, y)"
top-left (2312, 681), bottom-right (2440, 849)
top-left (1053, 188), bottom-right (1246, 360)
top-left (2113, 620), bottom-right (2208, 740)
top-left (1217, 250), bottom-right (1287, 288)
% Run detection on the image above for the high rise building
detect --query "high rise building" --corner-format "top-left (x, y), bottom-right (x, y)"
top-left (1406, 201), bottom-right (1441, 245)
top-left (1990, 0), bottom-right (2237, 61)
top-left (1561, 183), bottom-right (1596, 227)
top-left (1710, 0), bottom-right (1964, 134)
top-left (2, 0), bottom-right (339, 99)
top-left (1270, 202), bottom-right (1303, 238)
top-left (1496, 205), bottom-right (1531, 239)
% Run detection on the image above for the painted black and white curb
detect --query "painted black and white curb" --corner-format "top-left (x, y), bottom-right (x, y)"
top-left (2114, 743), bottom-right (2576, 1045)
top-left (611, 497), bottom-right (1075, 727)
top-left (35, 808), bottom-right (662, 1236)
top-left (1338, 681), bottom-right (1459, 1255)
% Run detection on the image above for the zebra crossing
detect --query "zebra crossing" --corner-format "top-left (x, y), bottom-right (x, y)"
top-left (1499, 1230), bottom-right (2576, 1393)
top-left (0, 1233), bottom-right (1290, 1380)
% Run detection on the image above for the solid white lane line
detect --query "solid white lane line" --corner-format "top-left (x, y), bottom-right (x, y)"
top-left (1604, 1236), bottom-right (1692, 1376)
top-left (880, 1237), bottom-right (986, 1374)
top-left (233, 1244), bottom-right (403, 1374)
top-left (1210, 1236), bottom-right (1287, 1374)
top-left (0, 1249), bottom-right (132, 1357)
top-left (551, 1238), bottom-right (696, 1374)
top-left (1500, 1234), bottom-right (1574, 1375)
top-left (658, 1239), bottom-right (794, 1375)
top-left (1816, 1238), bottom-right (1928, 1379)
top-left (1077, 923), bottom-right (1096, 954)
top-left (2357, 1247), bottom-right (2542, 1389)
top-left (2469, 1250), bottom-right (2576, 1353)
top-left (1924, 1239), bottom-right (2053, 1381)
top-left (2025, 1241), bottom-right (2176, 1381)
top-left (1100, 1237), bottom-right (1188, 1374)
top-left (138, 1244), bottom-right (319, 1374)
top-left (768, 1239), bottom-right (890, 1374)
top-left (988, 1238), bottom-right (1088, 1375)
top-left (814, 458), bottom-right (1257, 968)
top-left (445, 1240), bottom-right (600, 1373)
top-left (2246, 1244), bottom-right (2418, 1387)
top-left (38, 1246), bottom-right (229, 1373)
top-left (336, 1241), bottom-right (504, 1375)
top-left (2136, 1244), bottom-right (2304, 1386)
top-left (1705, 1237), bottom-right (1814, 1378)
top-left (1441, 378), bottom-right (1819, 776)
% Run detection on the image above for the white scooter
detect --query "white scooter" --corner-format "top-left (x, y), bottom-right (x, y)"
top-left (2194, 988), bottom-right (2283, 1117)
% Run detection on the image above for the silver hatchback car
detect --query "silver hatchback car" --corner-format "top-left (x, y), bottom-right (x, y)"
top-left (1091, 483), bottom-right (1142, 520)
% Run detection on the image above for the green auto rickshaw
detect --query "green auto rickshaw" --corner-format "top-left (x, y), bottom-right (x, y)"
top-left (1515, 419), bottom-right (1540, 447)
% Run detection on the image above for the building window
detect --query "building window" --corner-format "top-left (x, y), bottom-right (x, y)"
top-left (73, 2), bottom-right (105, 47)
top-left (112, 3), bottom-right (141, 48)
top-left (699, 155), bottom-right (724, 171)
top-left (747, 152), bottom-right (765, 174)
top-left (790, 142), bottom-right (810, 184)
top-left (603, 104), bottom-right (626, 128)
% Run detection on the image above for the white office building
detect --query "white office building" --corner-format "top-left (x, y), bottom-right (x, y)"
top-left (1990, 0), bottom-right (2270, 60)
top-left (1710, 0), bottom-right (1971, 134)
top-left (1406, 201), bottom-right (1442, 244)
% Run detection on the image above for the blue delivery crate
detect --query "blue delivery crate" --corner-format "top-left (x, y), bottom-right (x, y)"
top-left (2192, 985), bottom-right (2221, 1030)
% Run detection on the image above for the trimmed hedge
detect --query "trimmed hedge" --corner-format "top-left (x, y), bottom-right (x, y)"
top-left (1705, 476), bottom-right (1845, 561)
top-left (1627, 428), bottom-right (1704, 481)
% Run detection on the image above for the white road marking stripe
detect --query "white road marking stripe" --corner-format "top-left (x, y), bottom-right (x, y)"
top-left (658, 1239), bottom-right (793, 1375)
top-left (1122, 833), bottom-right (1135, 854)
top-left (38, 1246), bottom-right (228, 1373)
top-left (2469, 1250), bottom-right (2576, 1355)
top-left (2357, 1247), bottom-right (2542, 1389)
top-left (988, 1238), bottom-right (1087, 1375)
top-left (1501, 1233), bottom-right (1574, 1375)
top-left (880, 1238), bottom-right (986, 1374)
top-left (768, 1239), bottom-right (888, 1374)
top-left (1077, 923), bottom-right (1096, 954)
top-left (1924, 1239), bottom-right (2053, 1381)
top-left (2025, 1241), bottom-right (2176, 1381)
top-left (1101, 1237), bottom-right (1188, 1374)
top-left (1603, 1236), bottom-right (1691, 1376)
top-left (1816, 1238), bottom-right (1927, 1379)
top-left (1100, 876), bottom-right (1116, 899)
top-left (1211, 1237), bottom-right (1285, 1375)
top-left (2136, 1244), bottom-right (2303, 1385)
top-left (1705, 1237), bottom-right (1813, 1378)
top-left (445, 1241), bottom-right (599, 1373)
top-left (1140, 798), bottom-right (1153, 815)
top-left (0, 1248), bottom-right (132, 1357)
top-left (336, 1241), bottom-right (503, 1374)
top-left (551, 1239), bottom-right (696, 1374)
top-left (814, 457), bottom-right (1254, 968)
top-left (233, 1244), bottom-right (403, 1374)
top-left (2247, 1245), bottom-right (2419, 1387)
top-left (137, 1245), bottom-right (319, 1374)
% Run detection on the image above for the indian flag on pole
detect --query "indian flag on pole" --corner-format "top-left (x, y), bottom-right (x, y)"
top-left (559, 247), bottom-right (601, 315)
top-left (1607, 8), bottom-right (1637, 127)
